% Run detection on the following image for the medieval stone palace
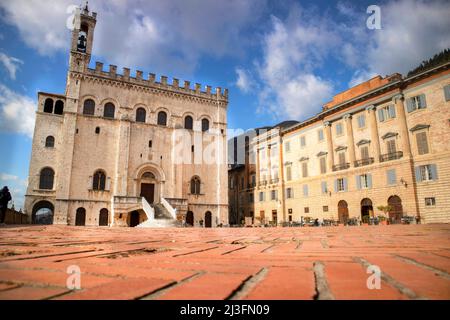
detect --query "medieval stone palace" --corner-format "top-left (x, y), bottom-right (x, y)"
top-left (24, 6), bottom-right (228, 227)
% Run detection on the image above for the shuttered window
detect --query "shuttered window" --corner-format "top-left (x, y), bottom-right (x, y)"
top-left (415, 164), bottom-right (438, 182)
top-left (320, 157), bottom-right (327, 174)
top-left (360, 146), bottom-right (369, 160)
top-left (338, 152), bottom-right (346, 165)
top-left (303, 184), bottom-right (309, 197)
top-left (386, 139), bottom-right (396, 154)
top-left (335, 123), bottom-right (343, 135)
top-left (416, 131), bottom-right (429, 155)
top-left (318, 129), bottom-right (324, 141)
top-left (321, 181), bottom-right (328, 194)
top-left (302, 162), bottom-right (308, 178)
top-left (444, 85), bottom-right (450, 101)
top-left (406, 94), bottom-right (427, 112)
top-left (286, 166), bottom-right (292, 181)
top-left (387, 169), bottom-right (396, 185)
top-left (357, 114), bottom-right (366, 128)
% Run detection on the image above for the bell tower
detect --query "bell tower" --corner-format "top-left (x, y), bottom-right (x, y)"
top-left (69, 2), bottom-right (97, 72)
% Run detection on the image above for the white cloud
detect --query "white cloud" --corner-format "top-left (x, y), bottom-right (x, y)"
top-left (348, 69), bottom-right (378, 88)
top-left (255, 11), bottom-right (335, 120)
top-left (235, 68), bottom-right (254, 93)
top-left (0, 173), bottom-right (18, 181)
top-left (0, 52), bottom-right (23, 80)
top-left (0, 0), bottom-right (266, 74)
top-left (0, 84), bottom-right (36, 138)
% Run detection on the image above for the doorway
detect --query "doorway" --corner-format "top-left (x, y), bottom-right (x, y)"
top-left (205, 211), bottom-right (212, 228)
top-left (32, 201), bottom-right (54, 225)
top-left (272, 210), bottom-right (277, 225)
top-left (338, 200), bottom-right (349, 224)
top-left (99, 208), bottom-right (109, 226)
top-left (75, 208), bottom-right (86, 226)
top-left (388, 195), bottom-right (403, 224)
top-left (361, 198), bottom-right (373, 223)
top-left (140, 183), bottom-right (155, 204)
top-left (186, 211), bottom-right (194, 227)
top-left (130, 210), bottom-right (140, 227)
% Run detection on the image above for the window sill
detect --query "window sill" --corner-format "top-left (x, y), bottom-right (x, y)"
top-left (33, 189), bottom-right (56, 193)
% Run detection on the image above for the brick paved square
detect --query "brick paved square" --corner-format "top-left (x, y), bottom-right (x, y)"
top-left (0, 224), bottom-right (449, 300)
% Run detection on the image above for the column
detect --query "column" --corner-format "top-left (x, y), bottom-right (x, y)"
top-left (324, 121), bottom-right (334, 172)
top-left (267, 145), bottom-right (272, 182)
top-left (256, 148), bottom-right (260, 185)
top-left (343, 114), bottom-right (356, 167)
top-left (366, 105), bottom-right (381, 162)
top-left (393, 93), bottom-right (412, 157)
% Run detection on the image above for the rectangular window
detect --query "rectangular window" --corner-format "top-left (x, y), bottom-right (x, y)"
top-left (318, 129), bottom-right (324, 142)
top-left (357, 114), bottom-right (366, 128)
top-left (387, 169), bottom-right (396, 185)
top-left (259, 192), bottom-right (264, 202)
top-left (249, 193), bottom-right (254, 203)
top-left (300, 136), bottom-right (306, 147)
top-left (285, 141), bottom-right (290, 153)
top-left (378, 105), bottom-right (396, 122)
top-left (286, 187), bottom-right (293, 199)
top-left (416, 131), bottom-right (429, 155)
top-left (323, 206), bottom-right (329, 212)
top-left (357, 174), bottom-right (372, 189)
top-left (336, 178), bottom-right (346, 192)
top-left (286, 166), bottom-right (292, 181)
top-left (304, 207), bottom-right (310, 214)
top-left (335, 123), bottom-right (343, 136)
top-left (360, 146), bottom-right (369, 160)
top-left (386, 139), bottom-right (396, 154)
top-left (321, 181), bottom-right (328, 194)
top-left (271, 190), bottom-right (277, 200)
top-left (303, 184), bottom-right (309, 197)
top-left (302, 162), bottom-right (308, 178)
top-left (406, 94), bottom-right (427, 112)
top-left (320, 157), bottom-right (327, 174)
top-left (416, 164), bottom-right (438, 182)
top-left (425, 197), bottom-right (436, 206)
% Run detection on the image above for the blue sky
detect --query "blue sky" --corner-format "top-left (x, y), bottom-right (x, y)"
top-left (0, 0), bottom-right (449, 209)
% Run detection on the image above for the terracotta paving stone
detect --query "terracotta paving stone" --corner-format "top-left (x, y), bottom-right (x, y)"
top-left (244, 266), bottom-right (316, 300)
top-left (0, 224), bottom-right (449, 300)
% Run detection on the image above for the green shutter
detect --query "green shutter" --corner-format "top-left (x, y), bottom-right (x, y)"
top-left (430, 164), bottom-right (438, 180)
top-left (343, 178), bottom-right (348, 191)
top-left (378, 108), bottom-right (385, 122)
top-left (419, 94), bottom-right (427, 109)
top-left (445, 85), bottom-right (450, 101)
top-left (356, 176), bottom-right (361, 190)
top-left (406, 98), bottom-right (415, 113)
top-left (367, 174), bottom-right (373, 189)
top-left (389, 105), bottom-right (396, 118)
top-left (415, 167), bottom-right (422, 182)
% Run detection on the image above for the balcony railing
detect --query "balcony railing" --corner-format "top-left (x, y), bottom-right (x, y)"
top-left (247, 182), bottom-right (256, 189)
top-left (270, 178), bottom-right (279, 184)
top-left (354, 157), bottom-right (374, 167)
top-left (332, 163), bottom-right (350, 172)
top-left (258, 180), bottom-right (267, 186)
top-left (379, 151), bottom-right (403, 162)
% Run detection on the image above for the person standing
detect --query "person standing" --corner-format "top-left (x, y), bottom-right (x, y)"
top-left (0, 186), bottom-right (12, 225)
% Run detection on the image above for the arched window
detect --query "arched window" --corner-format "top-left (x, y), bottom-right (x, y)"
top-left (54, 100), bottom-right (64, 115)
top-left (83, 99), bottom-right (95, 115)
top-left (44, 98), bottom-right (54, 113)
top-left (93, 170), bottom-right (106, 190)
top-left (39, 167), bottom-right (54, 190)
top-left (157, 111), bottom-right (167, 126)
top-left (136, 108), bottom-right (146, 123)
top-left (103, 102), bottom-right (115, 118)
top-left (202, 118), bottom-right (209, 132)
top-left (190, 176), bottom-right (201, 195)
top-left (184, 116), bottom-right (193, 130)
top-left (45, 136), bottom-right (55, 148)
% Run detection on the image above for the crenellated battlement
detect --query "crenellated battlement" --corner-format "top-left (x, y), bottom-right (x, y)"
top-left (86, 61), bottom-right (229, 101)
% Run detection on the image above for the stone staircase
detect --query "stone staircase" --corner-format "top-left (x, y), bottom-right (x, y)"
top-left (137, 203), bottom-right (181, 228)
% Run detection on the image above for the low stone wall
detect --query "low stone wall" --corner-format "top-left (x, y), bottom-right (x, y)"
top-left (4, 208), bottom-right (29, 224)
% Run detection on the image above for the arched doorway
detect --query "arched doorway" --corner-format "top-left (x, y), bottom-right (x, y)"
top-left (32, 201), bottom-right (54, 225)
top-left (186, 211), bottom-right (194, 227)
top-left (99, 208), bottom-right (109, 226)
top-left (361, 198), bottom-right (373, 224)
top-left (205, 211), bottom-right (212, 228)
top-left (140, 171), bottom-right (156, 204)
top-left (388, 196), bottom-right (403, 224)
top-left (338, 200), bottom-right (349, 224)
top-left (75, 208), bottom-right (86, 226)
top-left (129, 210), bottom-right (140, 227)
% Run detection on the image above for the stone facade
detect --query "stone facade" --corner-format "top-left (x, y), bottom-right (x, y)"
top-left (229, 63), bottom-right (450, 224)
top-left (25, 6), bottom-right (228, 227)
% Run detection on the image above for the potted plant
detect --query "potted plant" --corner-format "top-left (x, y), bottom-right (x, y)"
top-left (376, 205), bottom-right (392, 225)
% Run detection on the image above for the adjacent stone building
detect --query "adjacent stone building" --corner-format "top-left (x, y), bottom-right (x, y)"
top-left (25, 5), bottom-right (228, 227)
top-left (230, 59), bottom-right (450, 224)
